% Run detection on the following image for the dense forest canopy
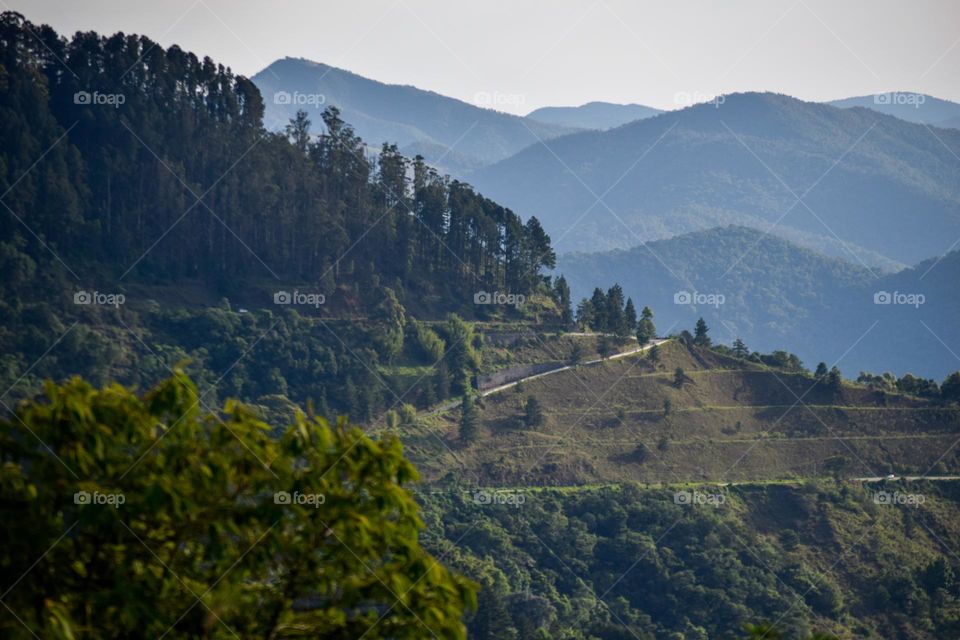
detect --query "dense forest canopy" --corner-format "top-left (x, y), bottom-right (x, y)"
top-left (0, 11), bottom-right (554, 306)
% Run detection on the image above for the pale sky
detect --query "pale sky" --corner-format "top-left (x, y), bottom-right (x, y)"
top-left (7, 0), bottom-right (959, 114)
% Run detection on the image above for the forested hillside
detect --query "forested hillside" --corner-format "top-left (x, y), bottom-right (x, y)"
top-left (4, 10), bottom-right (960, 640)
top-left (0, 12), bottom-right (554, 309)
top-left (421, 481), bottom-right (960, 639)
top-left (557, 225), bottom-right (960, 379)
top-left (0, 11), bottom-right (562, 421)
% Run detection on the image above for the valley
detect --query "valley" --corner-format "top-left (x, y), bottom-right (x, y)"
top-left (2, 6), bottom-right (960, 639)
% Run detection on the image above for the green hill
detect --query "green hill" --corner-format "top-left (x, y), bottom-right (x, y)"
top-left (421, 479), bottom-right (960, 639)
top-left (405, 340), bottom-right (960, 485)
top-left (557, 225), bottom-right (960, 379)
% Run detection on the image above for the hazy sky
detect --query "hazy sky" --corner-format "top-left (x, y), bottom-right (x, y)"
top-left (7, 0), bottom-right (959, 114)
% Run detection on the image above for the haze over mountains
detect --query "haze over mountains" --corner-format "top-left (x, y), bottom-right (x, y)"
top-left (558, 225), bottom-right (960, 379)
top-left (249, 57), bottom-right (960, 376)
top-left (526, 101), bottom-right (662, 130)
top-left (469, 92), bottom-right (960, 267)
top-left (829, 92), bottom-right (960, 128)
top-left (251, 63), bottom-right (960, 270)
top-left (251, 57), bottom-right (577, 175)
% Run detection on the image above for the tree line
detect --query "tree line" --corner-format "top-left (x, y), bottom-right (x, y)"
top-left (575, 283), bottom-right (656, 344)
top-left (0, 12), bottom-right (555, 309)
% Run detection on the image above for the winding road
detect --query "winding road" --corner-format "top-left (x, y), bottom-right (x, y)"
top-left (423, 337), bottom-right (669, 417)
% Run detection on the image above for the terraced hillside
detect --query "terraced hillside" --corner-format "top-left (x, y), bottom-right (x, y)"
top-left (405, 340), bottom-right (960, 485)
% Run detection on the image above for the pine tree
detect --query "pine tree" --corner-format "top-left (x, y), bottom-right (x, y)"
top-left (694, 318), bottom-right (711, 347)
top-left (570, 342), bottom-right (584, 366)
top-left (827, 366), bottom-right (843, 393)
top-left (605, 284), bottom-right (627, 337)
top-left (815, 362), bottom-right (829, 381)
top-left (943, 372), bottom-right (960, 403)
top-left (576, 298), bottom-right (595, 331)
top-left (623, 298), bottom-right (638, 335)
top-left (284, 109), bottom-right (312, 153)
top-left (553, 275), bottom-right (573, 326)
top-left (674, 367), bottom-right (687, 387)
top-left (649, 344), bottom-right (660, 366)
top-left (590, 288), bottom-right (608, 332)
top-left (459, 395), bottom-right (480, 443)
top-left (523, 395), bottom-right (545, 428)
top-left (732, 337), bottom-right (749, 358)
top-left (637, 306), bottom-right (656, 346)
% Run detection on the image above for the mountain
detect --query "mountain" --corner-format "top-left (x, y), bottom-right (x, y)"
top-left (942, 116), bottom-right (960, 130)
top-left (526, 101), bottom-right (663, 130)
top-left (469, 92), bottom-right (960, 267)
top-left (251, 57), bottom-right (576, 174)
top-left (829, 92), bottom-right (960, 128)
top-left (556, 225), bottom-right (960, 378)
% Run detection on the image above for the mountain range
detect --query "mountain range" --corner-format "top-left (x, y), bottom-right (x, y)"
top-left (251, 57), bottom-right (577, 174)
top-left (557, 225), bottom-right (960, 379)
top-left (829, 92), bottom-right (960, 128)
top-left (248, 59), bottom-right (960, 378)
top-left (526, 101), bottom-right (662, 130)
top-left (469, 92), bottom-right (960, 267)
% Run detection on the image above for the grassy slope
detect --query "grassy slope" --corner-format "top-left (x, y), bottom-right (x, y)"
top-left (403, 340), bottom-right (960, 485)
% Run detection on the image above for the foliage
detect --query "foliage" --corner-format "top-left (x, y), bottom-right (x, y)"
top-left (420, 482), bottom-right (960, 639)
top-left (0, 12), bottom-right (555, 314)
top-left (523, 395), bottom-right (545, 428)
top-left (0, 372), bottom-right (475, 638)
